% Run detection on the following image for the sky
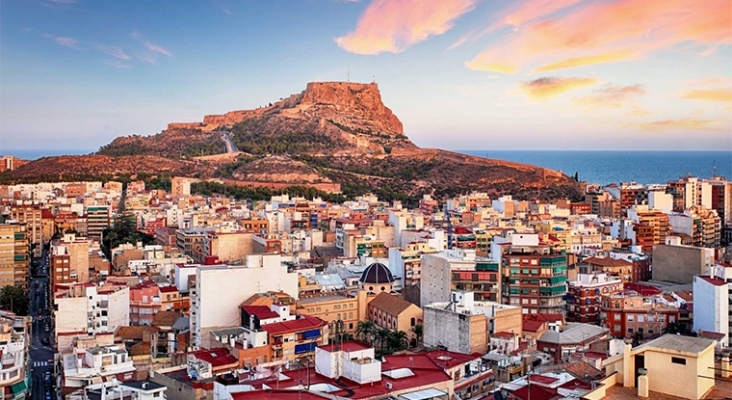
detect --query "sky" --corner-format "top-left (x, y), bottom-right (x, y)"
top-left (1, 0), bottom-right (731, 152)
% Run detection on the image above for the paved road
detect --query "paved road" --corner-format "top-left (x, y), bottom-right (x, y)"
top-left (29, 245), bottom-right (55, 399)
top-left (220, 132), bottom-right (239, 153)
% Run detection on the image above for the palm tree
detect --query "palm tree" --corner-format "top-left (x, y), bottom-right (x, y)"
top-left (376, 328), bottom-right (391, 351)
top-left (388, 330), bottom-right (409, 352)
top-left (356, 320), bottom-right (376, 346)
top-left (410, 324), bottom-right (423, 348)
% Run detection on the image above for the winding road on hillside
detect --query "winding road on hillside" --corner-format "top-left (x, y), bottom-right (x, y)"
top-left (220, 132), bottom-right (239, 153)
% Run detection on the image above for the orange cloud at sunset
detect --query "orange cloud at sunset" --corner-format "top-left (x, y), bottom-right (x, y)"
top-left (630, 118), bottom-right (720, 132)
top-left (519, 76), bottom-right (598, 99)
top-left (681, 88), bottom-right (732, 103)
top-left (535, 50), bottom-right (634, 73)
top-left (576, 84), bottom-right (645, 108)
top-left (468, 0), bottom-right (732, 73)
top-left (336, 0), bottom-right (475, 55)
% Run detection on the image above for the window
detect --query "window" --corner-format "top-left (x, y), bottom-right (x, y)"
top-left (637, 315), bottom-right (644, 323)
top-left (614, 314), bottom-right (620, 321)
top-left (411, 317), bottom-right (416, 327)
top-left (614, 325), bottom-right (620, 332)
top-left (671, 357), bottom-right (686, 365)
top-left (627, 315), bottom-right (634, 322)
top-left (647, 315), bottom-right (654, 323)
top-left (628, 328), bottom-right (634, 333)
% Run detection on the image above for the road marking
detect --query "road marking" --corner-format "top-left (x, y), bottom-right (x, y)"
top-left (33, 361), bottom-right (48, 367)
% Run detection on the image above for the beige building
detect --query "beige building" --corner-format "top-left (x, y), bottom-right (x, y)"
top-left (297, 292), bottom-right (363, 334)
top-left (204, 230), bottom-right (254, 263)
top-left (51, 234), bottom-right (91, 284)
top-left (604, 335), bottom-right (717, 399)
top-left (367, 292), bottom-right (423, 346)
top-left (0, 223), bottom-right (30, 290)
top-left (653, 244), bottom-right (715, 284)
top-left (8, 205), bottom-right (43, 256)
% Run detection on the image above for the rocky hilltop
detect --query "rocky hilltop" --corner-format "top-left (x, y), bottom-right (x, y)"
top-left (1, 81), bottom-right (583, 202)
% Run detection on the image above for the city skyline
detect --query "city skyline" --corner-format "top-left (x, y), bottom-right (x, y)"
top-left (1, 0), bottom-right (731, 152)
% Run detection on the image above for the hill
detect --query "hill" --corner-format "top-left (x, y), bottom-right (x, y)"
top-left (1, 81), bottom-right (583, 202)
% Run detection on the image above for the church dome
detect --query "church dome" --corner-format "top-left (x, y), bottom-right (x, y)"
top-left (360, 262), bottom-right (394, 284)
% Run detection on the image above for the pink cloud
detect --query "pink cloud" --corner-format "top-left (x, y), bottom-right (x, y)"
top-left (105, 60), bottom-right (132, 69)
top-left (336, 0), bottom-right (476, 55)
top-left (45, 34), bottom-right (81, 49)
top-left (97, 45), bottom-right (130, 60)
top-left (467, 0), bottom-right (732, 73)
top-left (519, 76), bottom-right (598, 99)
top-left (575, 84), bottom-right (646, 108)
top-left (145, 41), bottom-right (171, 56)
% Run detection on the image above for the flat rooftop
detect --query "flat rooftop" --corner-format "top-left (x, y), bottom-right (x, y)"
top-left (636, 334), bottom-right (717, 354)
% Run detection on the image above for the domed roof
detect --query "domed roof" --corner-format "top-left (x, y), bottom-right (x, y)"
top-left (360, 262), bottom-right (394, 284)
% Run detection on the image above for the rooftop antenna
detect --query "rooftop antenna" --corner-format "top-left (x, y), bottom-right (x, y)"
top-left (372, 75), bottom-right (376, 83)
top-left (712, 161), bottom-right (717, 178)
top-left (347, 66), bottom-right (350, 82)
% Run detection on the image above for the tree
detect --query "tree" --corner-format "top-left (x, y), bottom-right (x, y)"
top-left (410, 324), bottom-right (423, 348)
top-left (631, 330), bottom-right (644, 347)
top-left (574, 171), bottom-right (579, 181)
top-left (376, 328), bottom-right (391, 351)
top-left (101, 213), bottom-right (154, 260)
top-left (356, 320), bottom-right (376, 346)
top-left (0, 286), bottom-right (29, 316)
top-left (388, 330), bottom-right (408, 352)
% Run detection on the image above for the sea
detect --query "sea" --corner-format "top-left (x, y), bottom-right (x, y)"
top-left (458, 150), bottom-right (732, 185)
top-left (3, 148), bottom-right (731, 187)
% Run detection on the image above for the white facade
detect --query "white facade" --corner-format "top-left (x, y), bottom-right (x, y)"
top-left (61, 345), bottom-right (136, 389)
top-left (314, 345), bottom-right (381, 384)
top-left (693, 275), bottom-right (729, 347)
top-left (191, 254), bottom-right (299, 346)
top-left (54, 285), bottom-right (130, 337)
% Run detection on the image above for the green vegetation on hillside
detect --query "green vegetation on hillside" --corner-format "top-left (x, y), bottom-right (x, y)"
top-left (230, 119), bottom-right (348, 155)
top-left (191, 181), bottom-right (347, 203)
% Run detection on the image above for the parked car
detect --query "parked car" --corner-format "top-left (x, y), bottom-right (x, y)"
top-left (42, 337), bottom-right (50, 345)
top-left (44, 371), bottom-right (51, 383)
top-left (45, 324), bottom-right (50, 332)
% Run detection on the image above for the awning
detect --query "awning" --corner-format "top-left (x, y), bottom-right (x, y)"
top-left (11, 380), bottom-right (28, 395)
top-left (398, 388), bottom-right (447, 400)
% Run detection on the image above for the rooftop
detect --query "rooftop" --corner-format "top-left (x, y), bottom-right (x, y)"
top-left (538, 323), bottom-right (608, 345)
top-left (635, 334), bottom-right (717, 355)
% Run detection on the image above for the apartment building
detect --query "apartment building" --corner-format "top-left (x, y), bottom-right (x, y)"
top-left (566, 273), bottom-right (623, 324)
top-left (190, 254), bottom-right (299, 347)
top-left (421, 248), bottom-right (501, 306)
top-left (50, 234), bottom-right (91, 285)
top-left (203, 230), bottom-right (254, 263)
top-left (297, 292), bottom-right (361, 334)
top-left (581, 256), bottom-right (634, 283)
top-left (423, 291), bottom-right (522, 354)
top-left (668, 176), bottom-right (713, 211)
top-left (494, 237), bottom-right (567, 313)
top-left (129, 281), bottom-right (162, 326)
top-left (8, 205), bottom-right (43, 257)
top-left (0, 310), bottom-right (29, 399)
top-left (175, 228), bottom-right (207, 262)
top-left (601, 290), bottom-right (680, 339)
top-left (669, 206), bottom-right (722, 248)
top-left (54, 283), bottom-right (130, 337)
top-left (60, 344), bottom-right (136, 390)
top-left (388, 242), bottom-right (438, 287)
top-left (628, 205), bottom-right (670, 252)
top-left (692, 274), bottom-right (729, 347)
top-left (86, 205), bottom-right (111, 240)
top-left (0, 222), bottom-right (30, 290)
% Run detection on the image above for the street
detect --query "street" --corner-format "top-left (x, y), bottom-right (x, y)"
top-left (28, 245), bottom-right (55, 399)
top-left (220, 132), bottom-right (239, 153)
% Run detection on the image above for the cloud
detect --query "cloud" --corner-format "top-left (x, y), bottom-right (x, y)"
top-left (96, 45), bottom-right (130, 60)
top-left (629, 118), bottom-right (719, 132)
top-left (105, 60), bottom-right (132, 69)
top-left (48, 0), bottom-right (77, 3)
top-left (681, 88), bottom-right (732, 103)
top-left (336, 0), bottom-right (476, 55)
top-left (518, 76), bottom-right (598, 99)
top-left (452, 0), bottom-right (583, 50)
top-left (145, 42), bottom-right (172, 56)
top-left (535, 50), bottom-right (634, 73)
top-left (576, 84), bottom-right (645, 108)
top-left (44, 34), bottom-right (81, 49)
top-left (467, 0), bottom-right (732, 74)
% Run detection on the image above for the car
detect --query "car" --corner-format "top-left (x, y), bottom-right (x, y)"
top-left (41, 337), bottom-right (50, 345)
top-left (35, 281), bottom-right (40, 288)
top-left (45, 324), bottom-right (50, 332)
top-left (35, 290), bottom-right (40, 295)
top-left (44, 371), bottom-right (51, 383)
top-left (45, 393), bottom-right (51, 400)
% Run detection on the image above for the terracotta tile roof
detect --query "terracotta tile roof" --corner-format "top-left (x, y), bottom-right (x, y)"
top-left (698, 276), bottom-right (727, 286)
top-left (130, 341), bottom-right (151, 357)
top-left (190, 347), bottom-right (238, 367)
top-left (152, 311), bottom-right (180, 327)
top-left (159, 286), bottom-right (178, 293)
top-left (675, 291), bottom-right (693, 302)
top-left (241, 294), bottom-right (265, 306)
top-left (262, 316), bottom-right (325, 336)
top-left (367, 292), bottom-right (415, 316)
top-left (241, 305), bottom-right (280, 320)
top-left (583, 256), bottom-right (631, 267)
top-left (116, 326), bottom-right (145, 340)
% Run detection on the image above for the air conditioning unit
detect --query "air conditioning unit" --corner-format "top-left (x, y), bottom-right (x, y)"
top-left (385, 382), bottom-right (393, 390)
